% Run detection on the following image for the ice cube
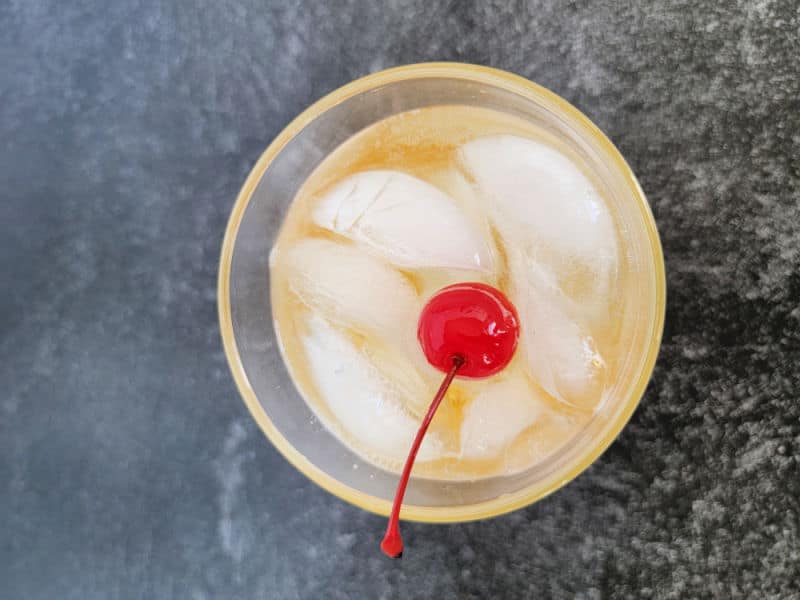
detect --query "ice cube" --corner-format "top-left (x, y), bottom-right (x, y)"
top-left (282, 238), bottom-right (419, 349)
top-left (502, 410), bottom-right (581, 474)
top-left (511, 258), bottom-right (605, 410)
top-left (301, 314), bottom-right (444, 463)
top-left (424, 168), bottom-right (492, 235)
top-left (459, 375), bottom-right (543, 460)
top-left (458, 135), bottom-right (618, 308)
top-left (313, 170), bottom-right (493, 272)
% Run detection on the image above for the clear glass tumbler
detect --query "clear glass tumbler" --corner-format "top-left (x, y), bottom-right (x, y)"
top-left (218, 63), bottom-right (665, 522)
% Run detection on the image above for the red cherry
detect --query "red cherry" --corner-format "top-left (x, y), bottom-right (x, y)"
top-left (417, 282), bottom-right (520, 378)
top-left (380, 282), bottom-right (520, 559)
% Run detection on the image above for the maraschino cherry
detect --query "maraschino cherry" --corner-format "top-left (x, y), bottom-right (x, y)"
top-left (381, 282), bottom-right (520, 558)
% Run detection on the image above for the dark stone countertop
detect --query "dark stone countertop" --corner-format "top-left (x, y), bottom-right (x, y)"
top-left (2, 1), bottom-right (798, 598)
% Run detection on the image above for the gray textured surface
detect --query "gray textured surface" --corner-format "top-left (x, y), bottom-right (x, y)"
top-left (2, 1), bottom-right (799, 598)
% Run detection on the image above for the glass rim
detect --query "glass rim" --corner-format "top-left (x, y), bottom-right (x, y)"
top-left (218, 62), bottom-right (666, 523)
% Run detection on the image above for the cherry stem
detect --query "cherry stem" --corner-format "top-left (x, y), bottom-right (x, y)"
top-left (380, 354), bottom-right (464, 558)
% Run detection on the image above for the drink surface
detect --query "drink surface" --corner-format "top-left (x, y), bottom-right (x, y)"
top-left (270, 105), bottom-right (633, 480)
